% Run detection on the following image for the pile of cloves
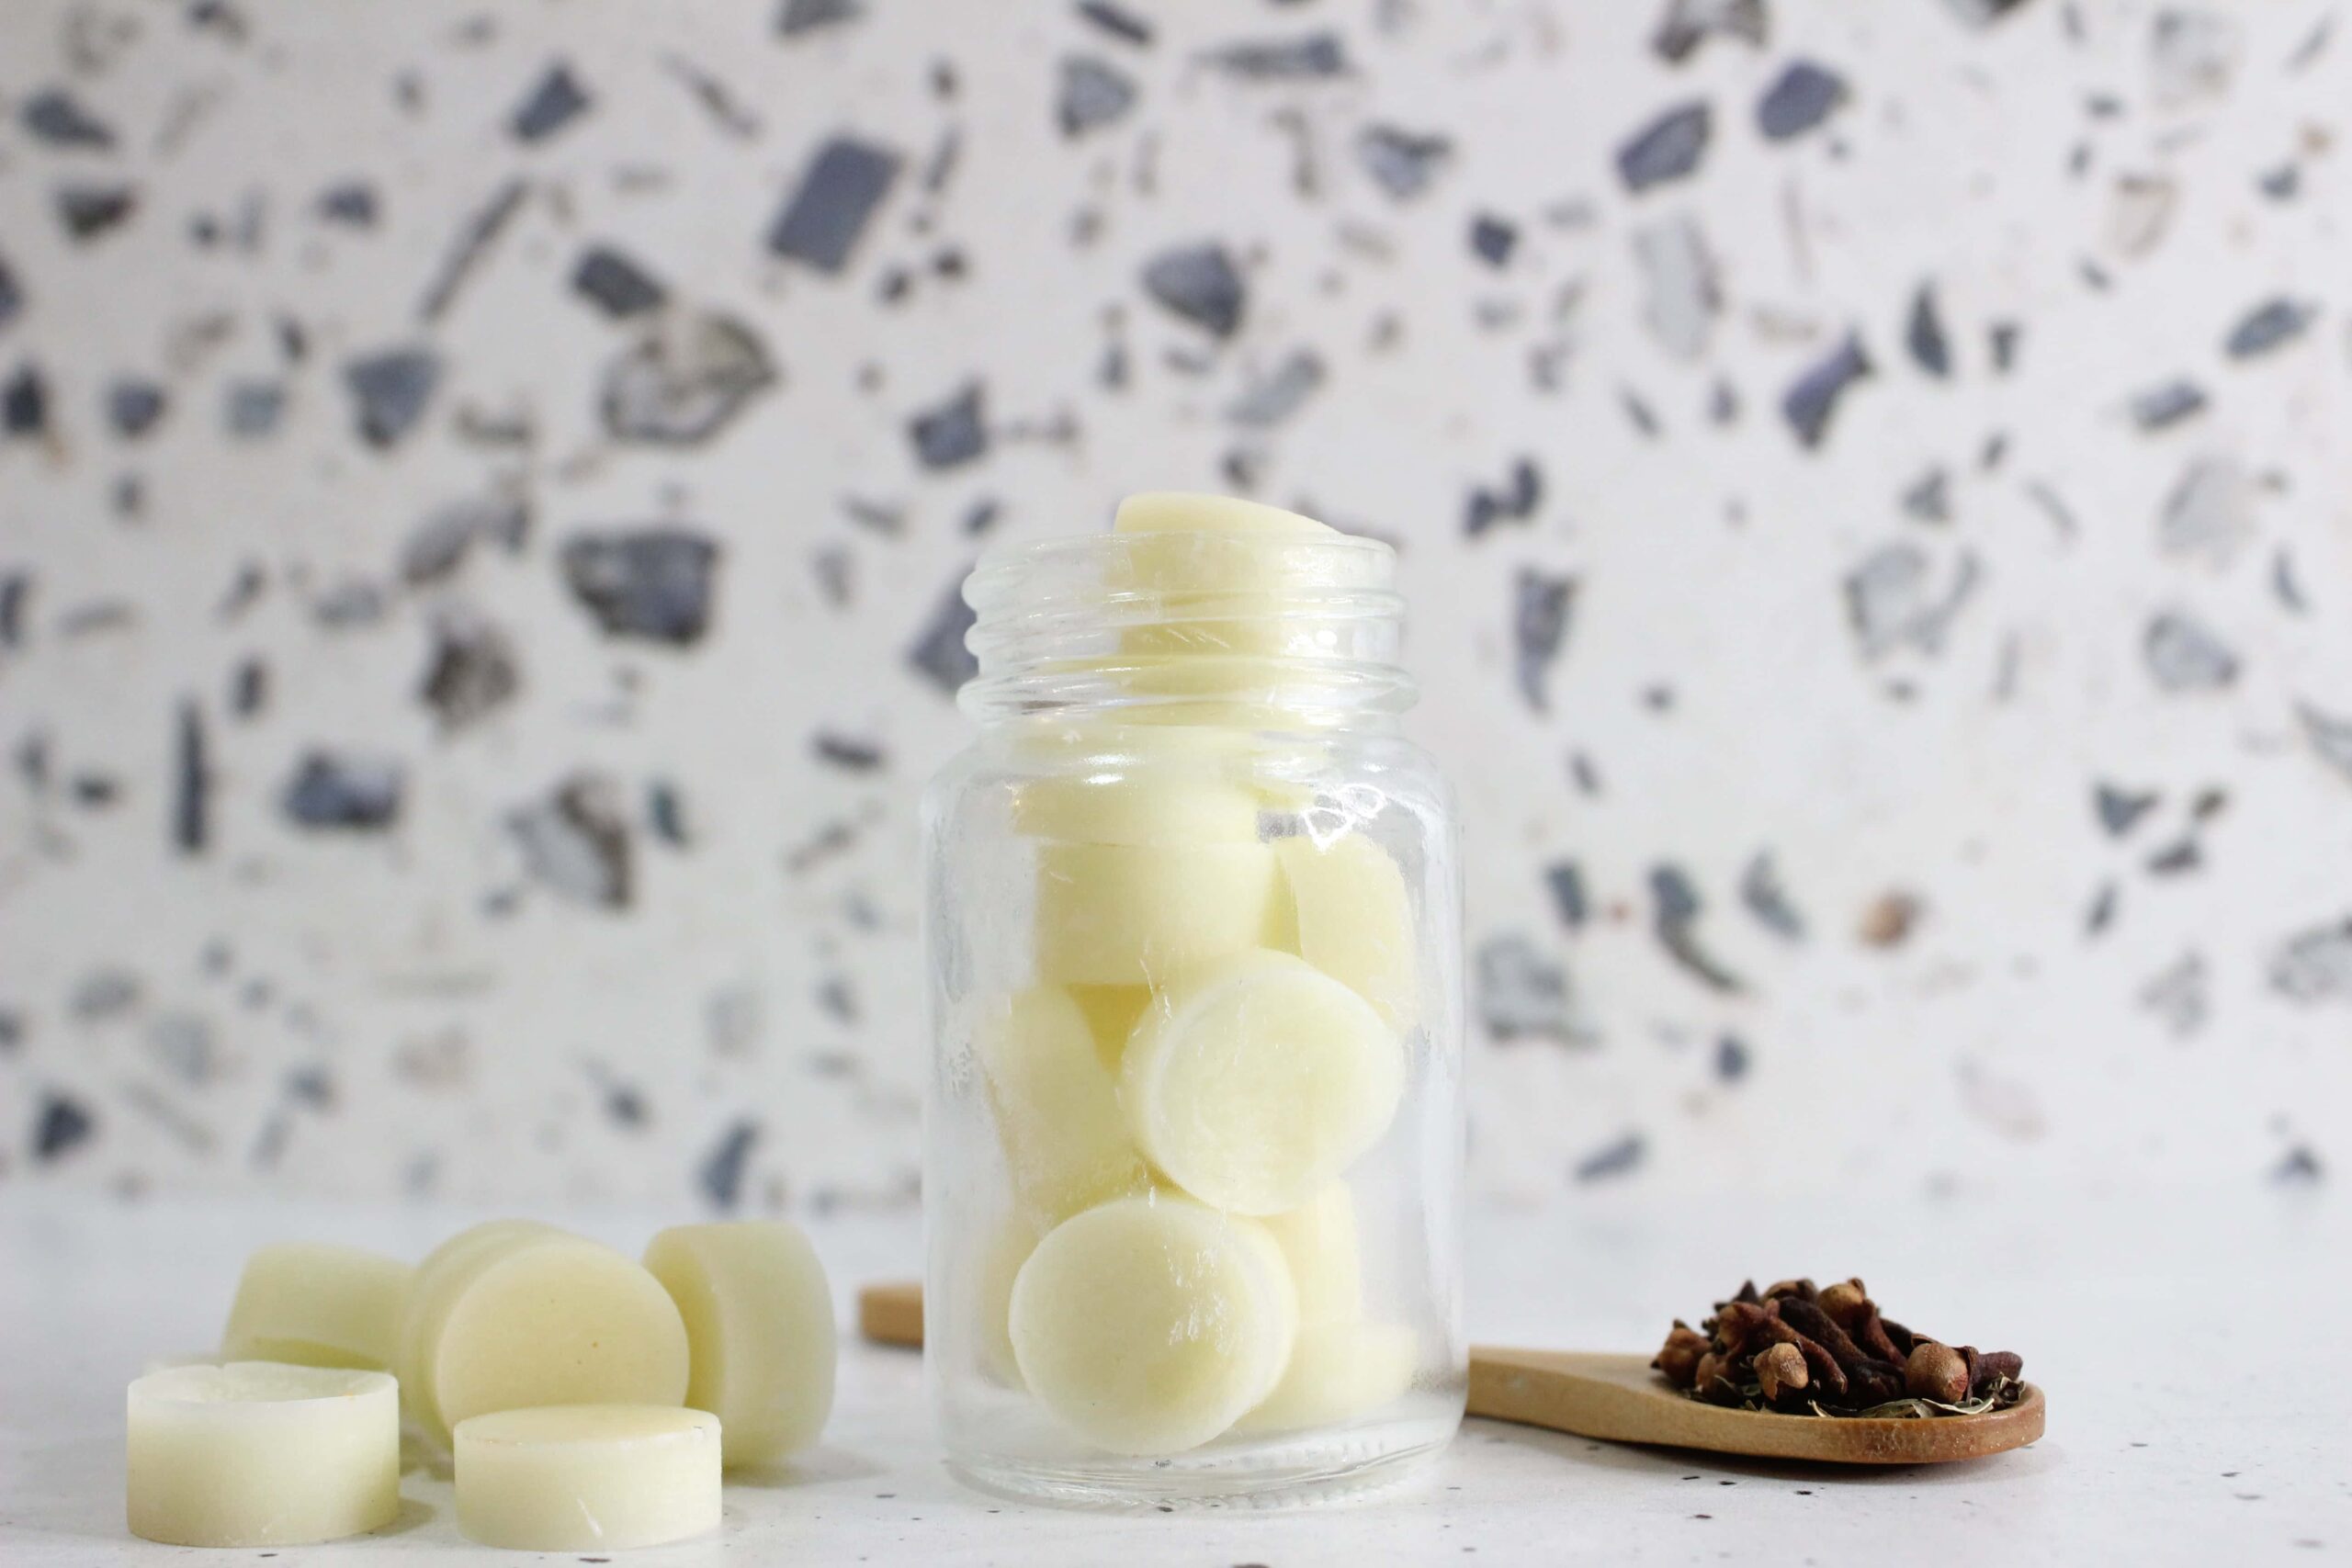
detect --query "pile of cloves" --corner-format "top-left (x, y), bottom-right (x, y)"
top-left (1653, 1277), bottom-right (2025, 1417)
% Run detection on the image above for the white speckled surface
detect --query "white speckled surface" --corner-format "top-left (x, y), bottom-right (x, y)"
top-left (5, 1190), bottom-right (2344, 1563)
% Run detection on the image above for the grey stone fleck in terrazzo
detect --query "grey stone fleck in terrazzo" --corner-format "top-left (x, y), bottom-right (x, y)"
top-left (312, 579), bottom-right (386, 628)
top-left (1574, 1133), bottom-right (1645, 1183)
top-left (1358, 126), bottom-right (1451, 200)
top-left (2223, 298), bottom-right (2314, 359)
top-left (1941, 0), bottom-right (2035, 27)
top-left (343, 346), bottom-right (440, 447)
top-left (1716, 1033), bottom-right (1751, 1082)
top-left (109, 378), bottom-right (165, 438)
top-left (777, 0), bottom-right (860, 36)
top-left (1469, 214), bottom-right (1518, 267)
top-left (1739, 851), bottom-right (1805, 941)
top-left (1621, 387), bottom-right (1661, 439)
top-left (2095, 782), bottom-right (2159, 836)
top-left (510, 61), bottom-right (591, 142)
top-left (1632, 215), bottom-right (1718, 360)
top-left (908, 381), bottom-right (989, 469)
top-left (22, 87), bottom-right (117, 149)
top-left (648, 782), bottom-right (690, 847)
top-left (814, 733), bottom-right (886, 771)
top-left (230, 658), bottom-right (267, 718)
top-left (145, 1012), bottom-right (220, 1086)
top-left (2138, 952), bottom-right (2207, 1037)
top-left (0, 1011), bottom-right (19, 1053)
top-left (560, 529), bottom-right (720, 645)
top-left (1989, 321), bottom-right (2022, 372)
top-left (53, 175), bottom-right (139, 243)
top-left (2143, 610), bottom-right (2237, 692)
top-left (1077, 1), bottom-right (1154, 47)
top-left (1476, 932), bottom-right (1593, 1045)
top-left (908, 571), bottom-right (979, 696)
top-left (283, 751), bottom-right (402, 830)
top-left (2150, 8), bottom-right (2239, 107)
top-left (1058, 56), bottom-right (1136, 137)
top-left (4, 365), bottom-right (48, 436)
top-left (419, 604), bottom-right (521, 732)
top-left (600, 310), bottom-right (775, 446)
top-left (1757, 60), bottom-right (1846, 141)
top-left (1546, 861), bottom-right (1588, 929)
top-left (1783, 333), bottom-right (1871, 448)
top-left (222, 379), bottom-right (283, 438)
top-left (1617, 101), bottom-right (1711, 193)
top-left (2085, 880), bottom-right (2119, 936)
top-left (2144, 836), bottom-right (2200, 876)
top-left (1651, 863), bottom-right (1744, 993)
top-left (419, 177), bottom-right (526, 323)
top-left (401, 491), bottom-right (529, 585)
top-left (1465, 458), bottom-right (1543, 536)
top-left (2130, 378), bottom-right (2205, 432)
top-left (1901, 467), bottom-right (1951, 524)
top-left (2106, 173), bottom-right (2176, 257)
top-left (35, 1094), bottom-right (96, 1161)
top-left (1225, 349), bottom-right (1323, 427)
top-left (1204, 32), bottom-right (1348, 80)
top-left (511, 774), bottom-right (632, 908)
top-left (1843, 542), bottom-right (1980, 658)
top-left (2157, 456), bottom-right (2250, 565)
top-left (572, 246), bottom-right (669, 319)
top-left (173, 699), bottom-right (207, 852)
top-left (1141, 243), bottom-right (1245, 339)
top-left (2272, 1145), bottom-right (2324, 1185)
top-left (816, 974), bottom-right (858, 1023)
top-left (0, 252), bottom-right (21, 332)
top-left (707, 985), bottom-right (763, 1055)
top-left (70, 968), bottom-right (141, 1021)
top-left (2256, 163), bottom-right (2300, 201)
top-left (2298, 703), bottom-right (2352, 786)
top-left (0, 572), bottom-right (26, 649)
top-left (699, 1118), bottom-right (760, 1208)
top-left (2268, 917), bottom-right (2352, 1004)
top-left (1513, 568), bottom-right (1577, 713)
top-left (660, 54), bottom-right (762, 140)
top-left (316, 180), bottom-right (378, 227)
top-left (1652, 0), bottom-right (1768, 62)
top-left (768, 137), bottom-right (901, 274)
top-left (1905, 284), bottom-right (1951, 378)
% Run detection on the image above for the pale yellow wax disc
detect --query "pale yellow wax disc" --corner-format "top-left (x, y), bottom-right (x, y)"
top-left (1261, 1182), bottom-right (1365, 1326)
top-left (1007, 1196), bottom-right (1296, 1456)
top-left (220, 1241), bottom-right (413, 1371)
top-left (1236, 1321), bottom-right (1418, 1435)
top-left (1122, 951), bottom-right (1404, 1215)
top-left (127, 1362), bottom-right (399, 1547)
top-left (1110, 493), bottom-right (1347, 662)
top-left (1012, 763), bottom-right (1263, 846)
top-left (454, 1404), bottom-right (719, 1551)
top-left (643, 1221), bottom-right (835, 1467)
top-left (1273, 829), bottom-right (1419, 1031)
top-left (1113, 491), bottom-right (1337, 536)
top-left (394, 1219), bottom-right (565, 1444)
top-left (974, 986), bottom-right (1149, 1221)
top-left (432, 1234), bottom-right (690, 1437)
top-left (1034, 840), bottom-right (1278, 987)
top-left (1069, 983), bottom-right (1151, 1072)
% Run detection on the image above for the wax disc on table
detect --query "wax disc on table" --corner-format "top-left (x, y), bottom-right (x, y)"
top-left (1069, 983), bottom-right (1152, 1072)
top-left (431, 1234), bottom-right (690, 1437)
top-left (643, 1221), bottom-right (835, 1467)
top-left (220, 1240), bottom-right (413, 1371)
top-left (454, 1404), bottom-right (720, 1551)
top-left (1261, 1182), bottom-right (1365, 1325)
top-left (1034, 840), bottom-right (1278, 987)
top-left (395, 1219), bottom-right (564, 1442)
top-left (1008, 1196), bottom-right (1297, 1456)
top-left (975, 986), bottom-right (1150, 1221)
top-left (1237, 1321), bottom-right (1418, 1435)
top-left (1122, 951), bottom-right (1404, 1215)
top-left (1273, 829), bottom-right (1419, 1032)
top-left (1012, 765), bottom-right (1262, 847)
top-left (126, 1362), bottom-right (399, 1547)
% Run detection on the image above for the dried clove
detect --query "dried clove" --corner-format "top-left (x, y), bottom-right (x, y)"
top-left (1817, 1277), bottom-right (1869, 1328)
top-left (1756, 1341), bottom-right (1809, 1404)
top-left (1654, 1322), bottom-right (1708, 1390)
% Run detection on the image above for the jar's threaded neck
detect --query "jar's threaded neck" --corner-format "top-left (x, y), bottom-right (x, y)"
top-left (957, 532), bottom-right (1414, 728)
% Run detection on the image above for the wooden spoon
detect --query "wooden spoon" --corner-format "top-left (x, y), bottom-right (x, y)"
top-left (854, 1282), bottom-right (2043, 1466)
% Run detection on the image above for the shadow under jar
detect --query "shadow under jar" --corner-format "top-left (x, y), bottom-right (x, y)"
top-left (921, 515), bottom-right (1466, 1509)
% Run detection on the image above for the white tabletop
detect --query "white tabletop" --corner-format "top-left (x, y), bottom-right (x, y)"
top-left (5, 1188), bottom-right (2345, 1565)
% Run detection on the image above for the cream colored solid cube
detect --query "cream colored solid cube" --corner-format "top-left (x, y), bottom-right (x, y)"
top-left (976, 986), bottom-right (1151, 1221)
top-left (1034, 840), bottom-right (1278, 987)
top-left (220, 1241), bottom-right (413, 1371)
top-left (126, 1362), bottom-right (399, 1547)
top-left (1274, 829), bottom-right (1419, 1032)
top-left (454, 1405), bottom-right (719, 1551)
top-left (1122, 951), bottom-right (1404, 1214)
top-left (1007, 1196), bottom-right (1297, 1455)
top-left (643, 1221), bottom-right (835, 1467)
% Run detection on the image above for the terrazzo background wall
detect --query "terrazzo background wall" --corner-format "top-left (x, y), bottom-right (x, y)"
top-left (2, 0), bottom-right (2346, 1212)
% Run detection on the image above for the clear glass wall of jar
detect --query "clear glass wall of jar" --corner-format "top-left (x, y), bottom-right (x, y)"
top-left (922, 520), bottom-right (1465, 1508)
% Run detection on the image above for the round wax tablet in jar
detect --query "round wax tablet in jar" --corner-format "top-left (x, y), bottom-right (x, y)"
top-left (643, 1221), bottom-right (836, 1467)
top-left (1034, 840), bottom-right (1277, 987)
top-left (127, 1362), bottom-right (399, 1547)
top-left (1273, 829), bottom-right (1419, 1032)
top-left (1008, 1196), bottom-right (1296, 1456)
top-left (432, 1234), bottom-right (690, 1435)
top-left (454, 1405), bottom-right (719, 1551)
top-left (1237, 1321), bottom-right (1418, 1435)
top-left (1260, 1182), bottom-right (1365, 1326)
top-left (1122, 951), bottom-right (1404, 1215)
top-left (220, 1241), bottom-right (413, 1371)
top-left (974, 986), bottom-right (1149, 1222)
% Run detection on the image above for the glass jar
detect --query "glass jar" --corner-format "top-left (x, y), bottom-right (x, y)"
top-left (921, 517), bottom-right (1465, 1508)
